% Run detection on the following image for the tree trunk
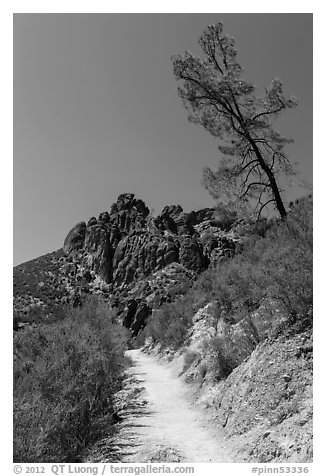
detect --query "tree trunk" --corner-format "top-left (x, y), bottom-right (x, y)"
top-left (248, 136), bottom-right (287, 219)
top-left (266, 173), bottom-right (287, 219)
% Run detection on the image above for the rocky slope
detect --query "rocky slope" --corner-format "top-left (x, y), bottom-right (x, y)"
top-left (157, 319), bottom-right (313, 463)
top-left (14, 193), bottom-right (241, 331)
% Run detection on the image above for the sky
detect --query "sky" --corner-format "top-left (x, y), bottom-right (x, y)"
top-left (13, 13), bottom-right (313, 266)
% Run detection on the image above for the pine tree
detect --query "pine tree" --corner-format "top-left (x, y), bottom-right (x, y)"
top-left (172, 23), bottom-right (298, 218)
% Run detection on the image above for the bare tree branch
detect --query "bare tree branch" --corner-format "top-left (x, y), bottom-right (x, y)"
top-left (257, 199), bottom-right (275, 220)
top-left (240, 181), bottom-right (271, 199)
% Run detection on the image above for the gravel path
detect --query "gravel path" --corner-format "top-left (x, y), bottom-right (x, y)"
top-left (114, 349), bottom-right (232, 463)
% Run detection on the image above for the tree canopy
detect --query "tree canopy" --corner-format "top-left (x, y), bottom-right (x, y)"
top-left (172, 23), bottom-right (298, 219)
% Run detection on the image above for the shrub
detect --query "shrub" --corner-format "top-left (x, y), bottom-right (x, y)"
top-left (206, 333), bottom-right (240, 380)
top-left (145, 294), bottom-right (194, 350)
top-left (13, 296), bottom-right (130, 463)
top-left (144, 195), bottom-right (312, 376)
top-left (200, 196), bottom-right (312, 329)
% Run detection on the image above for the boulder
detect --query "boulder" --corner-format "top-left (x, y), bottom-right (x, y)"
top-left (63, 222), bottom-right (86, 255)
top-left (84, 224), bottom-right (113, 282)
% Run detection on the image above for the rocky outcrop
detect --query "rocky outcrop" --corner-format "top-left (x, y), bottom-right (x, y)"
top-left (44, 194), bottom-right (248, 334)
top-left (59, 193), bottom-right (248, 334)
top-left (11, 193), bottom-right (249, 332)
top-left (83, 222), bottom-right (114, 283)
top-left (63, 222), bottom-right (86, 255)
top-left (112, 231), bottom-right (179, 285)
top-left (110, 193), bottom-right (149, 233)
top-left (179, 235), bottom-right (206, 272)
top-left (116, 262), bottom-right (195, 335)
top-left (155, 205), bottom-right (197, 236)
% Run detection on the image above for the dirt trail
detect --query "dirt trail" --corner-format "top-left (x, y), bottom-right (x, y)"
top-left (113, 349), bottom-right (233, 463)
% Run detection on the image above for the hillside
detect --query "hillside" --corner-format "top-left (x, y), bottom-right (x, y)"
top-left (14, 192), bottom-right (244, 330)
top-left (14, 250), bottom-right (66, 325)
top-left (13, 192), bottom-right (313, 463)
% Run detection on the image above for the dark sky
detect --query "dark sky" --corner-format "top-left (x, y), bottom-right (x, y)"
top-left (14, 13), bottom-right (312, 265)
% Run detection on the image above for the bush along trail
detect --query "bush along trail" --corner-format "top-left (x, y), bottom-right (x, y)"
top-left (13, 298), bottom-right (130, 463)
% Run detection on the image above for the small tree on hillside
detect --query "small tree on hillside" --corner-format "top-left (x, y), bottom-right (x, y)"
top-left (172, 23), bottom-right (298, 219)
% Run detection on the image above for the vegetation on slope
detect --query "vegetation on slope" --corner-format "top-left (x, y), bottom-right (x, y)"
top-left (145, 195), bottom-right (312, 362)
top-left (13, 296), bottom-right (130, 463)
top-left (143, 195), bottom-right (312, 463)
top-left (13, 250), bottom-right (68, 325)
